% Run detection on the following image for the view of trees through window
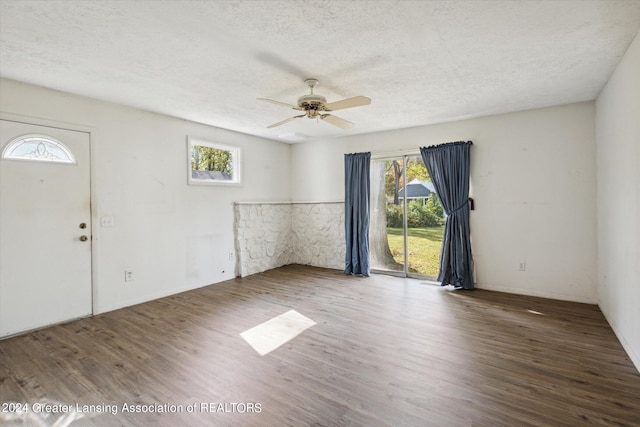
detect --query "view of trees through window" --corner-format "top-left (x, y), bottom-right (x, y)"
top-left (188, 138), bottom-right (241, 185)
top-left (371, 155), bottom-right (445, 278)
top-left (191, 146), bottom-right (233, 176)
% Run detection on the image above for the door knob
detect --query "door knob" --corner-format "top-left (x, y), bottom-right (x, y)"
top-left (79, 235), bottom-right (88, 242)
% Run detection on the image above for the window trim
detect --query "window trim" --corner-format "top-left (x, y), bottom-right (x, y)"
top-left (187, 136), bottom-right (242, 186)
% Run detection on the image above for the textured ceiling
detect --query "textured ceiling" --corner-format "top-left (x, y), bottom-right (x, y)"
top-left (1, 0), bottom-right (639, 143)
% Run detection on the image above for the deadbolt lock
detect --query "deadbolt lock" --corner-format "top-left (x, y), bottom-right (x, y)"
top-left (79, 223), bottom-right (87, 229)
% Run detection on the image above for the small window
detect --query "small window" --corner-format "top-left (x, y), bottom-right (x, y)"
top-left (2, 134), bottom-right (76, 164)
top-left (188, 137), bottom-right (241, 186)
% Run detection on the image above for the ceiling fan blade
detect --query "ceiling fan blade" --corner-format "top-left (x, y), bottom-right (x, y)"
top-left (324, 96), bottom-right (371, 111)
top-left (257, 98), bottom-right (303, 110)
top-left (320, 114), bottom-right (354, 129)
top-left (267, 114), bottom-right (305, 128)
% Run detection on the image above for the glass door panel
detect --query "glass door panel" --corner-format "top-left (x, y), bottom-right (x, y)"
top-left (370, 158), bottom-right (405, 275)
top-left (370, 154), bottom-right (444, 280)
top-left (404, 154), bottom-right (443, 279)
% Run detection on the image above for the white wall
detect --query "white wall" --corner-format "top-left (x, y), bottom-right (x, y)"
top-left (595, 31), bottom-right (640, 370)
top-left (292, 102), bottom-right (598, 303)
top-left (0, 78), bottom-right (290, 314)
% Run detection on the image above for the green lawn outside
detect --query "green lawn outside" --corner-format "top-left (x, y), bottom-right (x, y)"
top-left (387, 226), bottom-right (444, 277)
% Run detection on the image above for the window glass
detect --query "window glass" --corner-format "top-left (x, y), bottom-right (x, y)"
top-left (2, 134), bottom-right (75, 164)
top-left (188, 137), bottom-right (241, 185)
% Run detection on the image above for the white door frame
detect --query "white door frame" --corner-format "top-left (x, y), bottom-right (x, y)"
top-left (0, 111), bottom-right (100, 317)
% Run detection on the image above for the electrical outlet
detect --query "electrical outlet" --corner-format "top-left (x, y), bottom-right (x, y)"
top-left (519, 262), bottom-right (526, 272)
top-left (124, 270), bottom-right (134, 282)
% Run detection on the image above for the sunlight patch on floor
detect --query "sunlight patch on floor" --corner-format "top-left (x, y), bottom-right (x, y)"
top-left (240, 310), bottom-right (316, 356)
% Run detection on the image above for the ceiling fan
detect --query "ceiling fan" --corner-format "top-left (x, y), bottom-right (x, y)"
top-left (258, 79), bottom-right (371, 129)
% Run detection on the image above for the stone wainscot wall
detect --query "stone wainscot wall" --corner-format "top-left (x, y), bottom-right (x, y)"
top-left (234, 202), bottom-right (344, 277)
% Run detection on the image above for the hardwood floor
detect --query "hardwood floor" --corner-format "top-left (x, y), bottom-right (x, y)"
top-left (1, 265), bottom-right (639, 426)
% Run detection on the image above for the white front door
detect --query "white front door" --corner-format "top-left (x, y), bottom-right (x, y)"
top-left (0, 119), bottom-right (92, 337)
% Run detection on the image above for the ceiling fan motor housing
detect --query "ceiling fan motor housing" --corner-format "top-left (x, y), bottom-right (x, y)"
top-left (297, 94), bottom-right (327, 118)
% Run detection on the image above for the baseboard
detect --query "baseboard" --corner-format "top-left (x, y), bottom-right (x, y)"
top-left (475, 283), bottom-right (598, 304)
top-left (95, 280), bottom-right (224, 315)
top-left (598, 305), bottom-right (640, 373)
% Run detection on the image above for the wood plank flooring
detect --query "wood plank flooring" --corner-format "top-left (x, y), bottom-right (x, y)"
top-left (1, 265), bottom-right (639, 426)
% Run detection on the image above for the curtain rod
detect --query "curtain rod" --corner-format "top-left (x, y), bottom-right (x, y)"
top-left (370, 148), bottom-right (420, 160)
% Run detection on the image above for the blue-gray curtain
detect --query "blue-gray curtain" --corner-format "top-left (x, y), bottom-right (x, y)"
top-left (420, 141), bottom-right (474, 289)
top-left (344, 152), bottom-right (371, 276)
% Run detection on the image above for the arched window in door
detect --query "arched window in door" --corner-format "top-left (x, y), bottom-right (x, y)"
top-left (1, 134), bottom-right (76, 164)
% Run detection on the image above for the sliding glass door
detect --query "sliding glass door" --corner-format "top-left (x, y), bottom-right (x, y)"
top-left (369, 154), bottom-right (444, 279)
